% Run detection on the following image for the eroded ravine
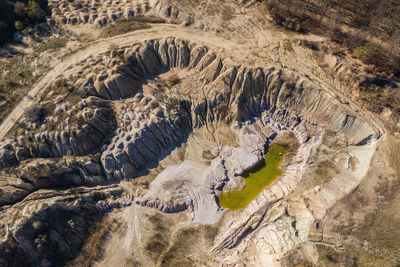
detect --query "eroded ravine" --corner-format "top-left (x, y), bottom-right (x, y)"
top-left (0, 36), bottom-right (383, 266)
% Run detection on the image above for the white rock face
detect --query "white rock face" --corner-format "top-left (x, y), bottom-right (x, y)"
top-left (138, 159), bottom-right (227, 224)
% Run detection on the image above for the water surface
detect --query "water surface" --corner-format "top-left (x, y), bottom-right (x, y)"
top-left (218, 144), bottom-right (287, 211)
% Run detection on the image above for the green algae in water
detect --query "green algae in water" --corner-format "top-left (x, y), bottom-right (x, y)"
top-left (218, 144), bottom-right (288, 211)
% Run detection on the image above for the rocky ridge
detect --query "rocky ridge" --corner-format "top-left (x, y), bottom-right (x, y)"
top-left (0, 36), bottom-right (383, 266)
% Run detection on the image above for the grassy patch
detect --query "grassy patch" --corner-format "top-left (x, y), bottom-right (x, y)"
top-left (314, 159), bottom-right (335, 186)
top-left (315, 245), bottom-right (358, 267)
top-left (352, 42), bottom-right (378, 64)
top-left (282, 247), bottom-right (313, 267)
top-left (164, 74), bottom-right (181, 88)
top-left (221, 6), bottom-right (235, 21)
top-left (65, 217), bottom-right (116, 266)
top-left (99, 16), bottom-right (165, 38)
top-left (145, 233), bottom-right (169, 257)
top-left (0, 55), bottom-right (41, 124)
top-left (35, 38), bottom-right (68, 54)
top-left (144, 213), bottom-right (173, 261)
top-left (160, 227), bottom-right (199, 266)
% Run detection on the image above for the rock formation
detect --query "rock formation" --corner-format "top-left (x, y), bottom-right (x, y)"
top-left (0, 33), bottom-right (384, 266)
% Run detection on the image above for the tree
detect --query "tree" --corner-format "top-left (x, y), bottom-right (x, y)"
top-left (14, 1), bottom-right (26, 18)
top-left (25, 0), bottom-right (45, 22)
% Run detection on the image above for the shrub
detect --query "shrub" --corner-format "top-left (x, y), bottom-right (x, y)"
top-left (352, 43), bottom-right (378, 64)
top-left (24, 104), bottom-right (45, 122)
top-left (164, 74), bottom-right (180, 88)
top-left (15, 20), bottom-right (24, 31)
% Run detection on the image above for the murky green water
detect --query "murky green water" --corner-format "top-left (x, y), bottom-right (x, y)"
top-left (218, 144), bottom-right (288, 211)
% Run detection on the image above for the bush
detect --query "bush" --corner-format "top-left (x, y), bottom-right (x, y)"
top-left (24, 104), bottom-right (45, 122)
top-left (352, 43), bottom-right (378, 64)
top-left (164, 74), bottom-right (180, 88)
top-left (15, 20), bottom-right (24, 31)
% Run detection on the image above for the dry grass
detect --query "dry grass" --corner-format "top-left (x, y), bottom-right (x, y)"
top-left (100, 16), bottom-right (165, 38)
top-left (66, 217), bottom-right (116, 266)
top-left (144, 213), bottom-right (173, 261)
top-left (35, 38), bottom-right (68, 55)
top-left (159, 225), bottom-right (217, 266)
top-left (0, 55), bottom-right (39, 124)
top-left (313, 159), bottom-right (336, 186)
top-left (164, 74), bottom-right (181, 88)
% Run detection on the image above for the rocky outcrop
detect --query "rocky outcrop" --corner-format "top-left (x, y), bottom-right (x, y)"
top-left (0, 36), bottom-right (385, 266)
top-left (0, 157), bottom-right (106, 207)
top-left (0, 96), bottom-right (116, 170)
top-left (48, 0), bottom-right (150, 26)
top-left (136, 157), bottom-right (228, 222)
top-left (101, 93), bottom-right (191, 179)
top-left (76, 38), bottom-right (380, 142)
top-left (76, 39), bottom-right (378, 181)
top-left (0, 185), bottom-right (126, 267)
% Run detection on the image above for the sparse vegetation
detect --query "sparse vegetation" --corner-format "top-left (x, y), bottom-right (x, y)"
top-left (164, 74), bottom-right (181, 88)
top-left (35, 38), bottom-right (69, 54)
top-left (166, 97), bottom-right (181, 112)
top-left (24, 104), bottom-right (45, 122)
top-left (160, 227), bottom-right (199, 266)
top-left (64, 216), bottom-right (114, 267)
top-left (261, 0), bottom-right (400, 77)
top-left (99, 16), bottom-right (166, 38)
top-left (352, 42), bottom-right (379, 64)
top-left (314, 159), bottom-right (335, 186)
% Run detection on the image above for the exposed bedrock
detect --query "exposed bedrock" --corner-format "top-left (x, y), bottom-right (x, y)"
top-left (77, 38), bottom-right (379, 141)
top-left (0, 36), bottom-right (385, 266)
top-left (0, 185), bottom-right (126, 267)
top-left (73, 38), bottom-right (380, 180)
top-left (0, 38), bottom-right (380, 184)
top-left (0, 157), bottom-right (106, 207)
top-left (0, 96), bottom-right (116, 170)
top-left (101, 98), bottom-right (192, 179)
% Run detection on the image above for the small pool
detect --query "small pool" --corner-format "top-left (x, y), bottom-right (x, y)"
top-left (218, 144), bottom-right (288, 211)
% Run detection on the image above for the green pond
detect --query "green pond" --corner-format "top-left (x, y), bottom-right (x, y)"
top-left (218, 144), bottom-right (288, 211)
